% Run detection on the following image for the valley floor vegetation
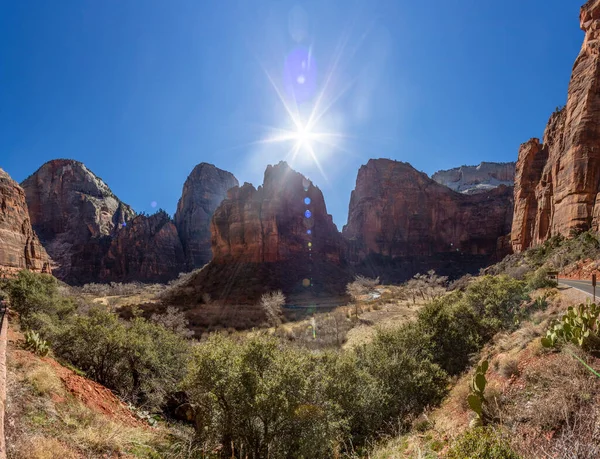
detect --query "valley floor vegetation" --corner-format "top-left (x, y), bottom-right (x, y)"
top-left (0, 257), bottom-right (570, 458)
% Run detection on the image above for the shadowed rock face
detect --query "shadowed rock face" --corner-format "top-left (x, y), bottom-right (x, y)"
top-left (21, 159), bottom-right (184, 283)
top-left (343, 159), bottom-right (514, 280)
top-left (0, 168), bottom-right (51, 275)
top-left (512, 0), bottom-right (600, 252)
top-left (69, 211), bottom-right (185, 284)
top-left (432, 162), bottom-right (516, 194)
top-left (174, 163), bottom-right (238, 269)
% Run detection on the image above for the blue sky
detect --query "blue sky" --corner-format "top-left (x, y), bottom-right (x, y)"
top-left (0, 0), bottom-right (583, 227)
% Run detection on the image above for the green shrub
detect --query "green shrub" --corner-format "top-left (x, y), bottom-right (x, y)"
top-left (357, 325), bottom-right (449, 428)
top-left (5, 270), bottom-right (75, 329)
top-left (446, 427), bottom-right (521, 459)
top-left (464, 275), bottom-right (528, 335)
top-left (526, 266), bottom-right (558, 291)
top-left (184, 334), bottom-right (344, 458)
top-left (416, 293), bottom-right (483, 375)
top-left (53, 308), bottom-right (190, 409)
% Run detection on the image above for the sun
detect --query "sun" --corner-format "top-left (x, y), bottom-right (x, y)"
top-left (293, 124), bottom-right (313, 149)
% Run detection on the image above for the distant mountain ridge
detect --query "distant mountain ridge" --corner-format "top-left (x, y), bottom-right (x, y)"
top-left (432, 161), bottom-right (516, 194)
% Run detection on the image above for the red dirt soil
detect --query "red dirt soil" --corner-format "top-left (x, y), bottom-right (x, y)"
top-left (8, 326), bottom-right (146, 429)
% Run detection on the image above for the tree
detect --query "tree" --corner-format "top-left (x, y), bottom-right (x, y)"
top-left (151, 306), bottom-right (194, 337)
top-left (260, 290), bottom-right (285, 327)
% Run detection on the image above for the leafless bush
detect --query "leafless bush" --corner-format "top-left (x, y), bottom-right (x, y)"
top-left (346, 275), bottom-right (380, 302)
top-left (405, 270), bottom-right (448, 303)
top-left (151, 306), bottom-right (194, 337)
top-left (499, 357), bottom-right (520, 378)
top-left (260, 290), bottom-right (285, 327)
top-left (78, 281), bottom-right (159, 297)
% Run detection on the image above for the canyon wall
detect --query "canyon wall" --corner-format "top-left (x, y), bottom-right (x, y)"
top-left (0, 168), bottom-right (50, 276)
top-left (343, 159), bottom-right (514, 280)
top-left (512, 0), bottom-right (600, 251)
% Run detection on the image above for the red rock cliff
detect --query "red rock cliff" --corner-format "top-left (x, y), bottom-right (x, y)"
top-left (174, 163), bottom-right (238, 269)
top-left (21, 159), bottom-right (184, 283)
top-left (512, 0), bottom-right (600, 251)
top-left (212, 161), bottom-right (344, 264)
top-left (0, 168), bottom-right (50, 275)
top-left (343, 159), bottom-right (513, 265)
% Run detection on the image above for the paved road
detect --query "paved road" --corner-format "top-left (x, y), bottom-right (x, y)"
top-left (559, 278), bottom-right (598, 298)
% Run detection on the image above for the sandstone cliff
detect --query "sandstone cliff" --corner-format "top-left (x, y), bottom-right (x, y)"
top-left (512, 0), bottom-right (600, 251)
top-left (432, 162), bottom-right (515, 194)
top-left (167, 162), bottom-right (350, 308)
top-left (21, 159), bottom-right (185, 283)
top-left (21, 159), bottom-right (136, 279)
top-left (343, 159), bottom-right (514, 280)
top-left (0, 168), bottom-right (51, 275)
top-left (174, 163), bottom-right (238, 269)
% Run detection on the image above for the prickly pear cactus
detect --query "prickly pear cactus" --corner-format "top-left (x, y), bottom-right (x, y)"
top-left (467, 360), bottom-right (488, 428)
top-left (541, 303), bottom-right (600, 351)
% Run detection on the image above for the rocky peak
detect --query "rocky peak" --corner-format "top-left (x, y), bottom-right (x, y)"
top-left (20, 159), bottom-right (134, 280)
top-left (0, 167), bottom-right (51, 275)
top-left (432, 162), bottom-right (516, 194)
top-left (174, 162), bottom-right (238, 269)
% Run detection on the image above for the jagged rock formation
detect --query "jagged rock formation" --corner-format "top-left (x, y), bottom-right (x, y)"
top-left (0, 168), bottom-right (51, 275)
top-left (21, 159), bottom-right (185, 283)
top-left (174, 163), bottom-right (238, 269)
top-left (166, 162), bottom-right (350, 310)
top-left (343, 159), bottom-right (514, 280)
top-left (512, 1), bottom-right (600, 252)
top-left (432, 162), bottom-right (516, 194)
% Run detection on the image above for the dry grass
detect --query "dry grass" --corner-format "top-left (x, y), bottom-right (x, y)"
top-left (12, 436), bottom-right (79, 459)
top-left (25, 363), bottom-right (64, 397)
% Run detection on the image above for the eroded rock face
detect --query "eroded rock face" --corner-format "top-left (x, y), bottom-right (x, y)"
top-left (432, 162), bottom-right (516, 194)
top-left (0, 168), bottom-right (51, 275)
top-left (21, 159), bottom-right (136, 279)
top-left (174, 163), bottom-right (238, 269)
top-left (343, 159), bottom-right (513, 279)
top-left (512, 1), bottom-right (600, 251)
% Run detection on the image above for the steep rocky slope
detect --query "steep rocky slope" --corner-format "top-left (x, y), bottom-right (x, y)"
top-left (0, 168), bottom-right (51, 275)
top-left (512, 0), bottom-right (600, 251)
top-left (174, 163), bottom-right (238, 269)
top-left (432, 161), bottom-right (515, 194)
top-left (343, 159), bottom-right (514, 280)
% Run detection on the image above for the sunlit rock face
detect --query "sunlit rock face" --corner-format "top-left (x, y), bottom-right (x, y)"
top-left (343, 159), bottom-right (514, 279)
top-left (432, 162), bottom-right (516, 194)
top-left (174, 163), bottom-right (238, 270)
top-left (212, 161), bottom-right (344, 264)
top-left (512, 0), bottom-right (600, 252)
top-left (0, 168), bottom-right (51, 275)
top-left (21, 159), bottom-right (183, 283)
